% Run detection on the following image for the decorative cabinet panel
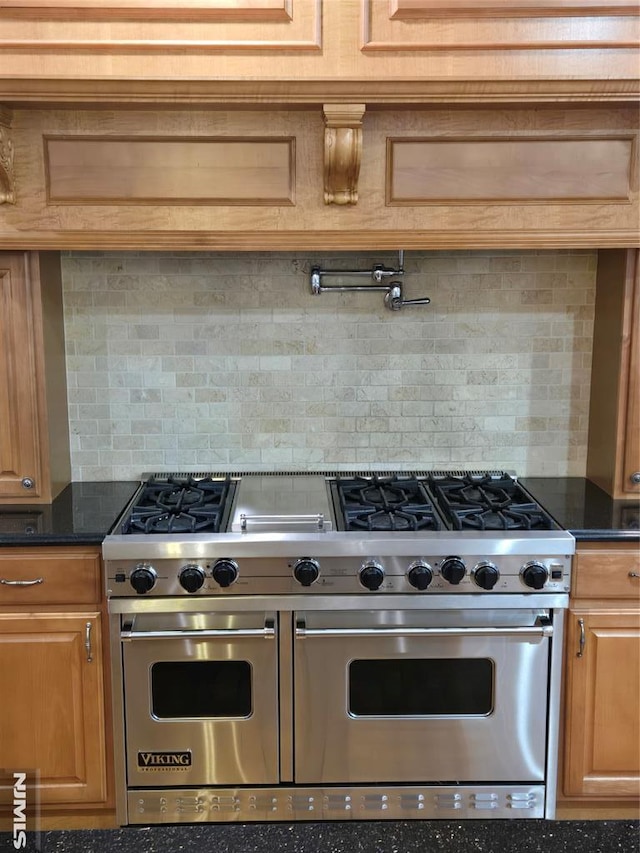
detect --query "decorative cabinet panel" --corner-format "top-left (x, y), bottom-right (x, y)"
top-left (0, 252), bottom-right (70, 503)
top-left (1, 106), bottom-right (638, 250)
top-left (563, 543), bottom-right (640, 799)
top-left (587, 249), bottom-right (640, 499)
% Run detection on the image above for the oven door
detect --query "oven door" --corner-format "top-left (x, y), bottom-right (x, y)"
top-left (121, 610), bottom-right (279, 787)
top-left (293, 608), bottom-right (551, 784)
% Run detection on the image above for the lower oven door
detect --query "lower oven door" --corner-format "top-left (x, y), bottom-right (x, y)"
top-left (294, 608), bottom-right (551, 784)
top-left (121, 610), bottom-right (279, 787)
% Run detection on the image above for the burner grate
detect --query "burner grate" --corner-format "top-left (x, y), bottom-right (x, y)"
top-left (426, 473), bottom-right (557, 532)
top-left (122, 475), bottom-right (235, 535)
top-left (334, 474), bottom-right (443, 533)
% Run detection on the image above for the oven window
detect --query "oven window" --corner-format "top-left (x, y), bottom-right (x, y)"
top-left (150, 661), bottom-right (252, 719)
top-left (348, 658), bottom-right (493, 716)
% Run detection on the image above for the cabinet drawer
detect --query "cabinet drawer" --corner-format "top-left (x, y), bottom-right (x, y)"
top-left (0, 548), bottom-right (101, 605)
top-left (574, 544), bottom-right (640, 599)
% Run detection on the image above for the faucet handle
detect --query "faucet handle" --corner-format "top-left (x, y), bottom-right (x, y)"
top-left (384, 283), bottom-right (431, 311)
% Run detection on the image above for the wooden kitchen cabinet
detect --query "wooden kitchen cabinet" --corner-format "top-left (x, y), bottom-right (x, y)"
top-left (0, 612), bottom-right (108, 805)
top-left (587, 249), bottom-right (640, 499)
top-left (562, 542), bottom-right (640, 799)
top-left (0, 547), bottom-right (112, 811)
top-left (0, 252), bottom-right (70, 503)
top-left (0, 0), bottom-right (637, 94)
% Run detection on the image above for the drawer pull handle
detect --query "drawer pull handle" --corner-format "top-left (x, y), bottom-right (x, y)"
top-left (629, 572), bottom-right (640, 579)
top-left (577, 618), bottom-right (586, 658)
top-left (0, 577), bottom-right (44, 586)
top-left (85, 622), bottom-right (93, 663)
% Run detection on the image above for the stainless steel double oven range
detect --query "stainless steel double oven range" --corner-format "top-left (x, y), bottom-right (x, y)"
top-left (103, 471), bottom-right (574, 824)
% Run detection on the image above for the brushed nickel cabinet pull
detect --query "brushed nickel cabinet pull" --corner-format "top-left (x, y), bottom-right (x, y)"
top-left (85, 622), bottom-right (93, 663)
top-left (0, 577), bottom-right (44, 586)
top-left (577, 618), bottom-right (586, 658)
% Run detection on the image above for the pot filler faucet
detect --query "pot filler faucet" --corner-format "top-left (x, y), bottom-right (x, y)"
top-left (309, 250), bottom-right (431, 311)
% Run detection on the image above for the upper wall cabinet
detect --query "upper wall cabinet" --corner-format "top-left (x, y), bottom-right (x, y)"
top-left (0, 105), bottom-right (638, 250)
top-left (0, 0), bottom-right (638, 104)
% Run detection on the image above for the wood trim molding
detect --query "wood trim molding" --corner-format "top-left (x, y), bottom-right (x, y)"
top-left (0, 113), bottom-right (15, 205)
top-left (0, 37), bottom-right (322, 52)
top-left (322, 104), bottom-right (365, 205)
top-left (0, 78), bottom-right (638, 107)
top-left (0, 228), bottom-right (637, 251)
top-left (0, 0), bottom-right (293, 22)
top-left (390, 0), bottom-right (640, 17)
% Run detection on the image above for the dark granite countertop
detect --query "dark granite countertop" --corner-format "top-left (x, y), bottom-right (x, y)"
top-left (7, 819), bottom-right (640, 853)
top-left (0, 477), bottom-right (636, 548)
top-left (0, 481), bottom-right (139, 546)
top-left (521, 477), bottom-right (640, 542)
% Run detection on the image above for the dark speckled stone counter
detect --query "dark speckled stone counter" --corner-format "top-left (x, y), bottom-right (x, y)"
top-left (0, 477), bottom-right (636, 546)
top-left (9, 820), bottom-right (640, 853)
top-left (521, 477), bottom-right (640, 542)
top-left (0, 481), bottom-right (139, 546)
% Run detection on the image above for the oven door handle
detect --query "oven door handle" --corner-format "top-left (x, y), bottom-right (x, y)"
top-left (295, 623), bottom-right (553, 640)
top-left (121, 619), bottom-right (276, 641)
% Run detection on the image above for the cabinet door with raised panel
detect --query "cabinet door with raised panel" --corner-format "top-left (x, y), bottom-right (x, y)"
top-left (0, 612), bottom-right (108, 805)
top-left (587, 248), bottom-right (640, 498)
top-left (621, 251), bottom-right (640, 494)
top-left (563, 606), bottom-right (640, 798)
top-left (0, 253), bottom-right (43, 499)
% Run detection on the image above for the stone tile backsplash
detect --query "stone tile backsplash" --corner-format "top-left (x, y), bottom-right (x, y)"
top-left (62, 250), bottom-right (596, 481)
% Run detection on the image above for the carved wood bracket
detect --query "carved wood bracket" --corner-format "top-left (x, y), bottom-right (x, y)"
top-left (0, 108), bottom-right (15, 204)
top-left (323, 103), bottom-right (365, 206)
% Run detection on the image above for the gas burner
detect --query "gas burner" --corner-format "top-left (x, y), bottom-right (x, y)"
top-left (121, 475), bottom-right (235, 535)
top-left (426, 473), bottom-right (558, 532)
top-left (333, 474), bottom-right (443, 532)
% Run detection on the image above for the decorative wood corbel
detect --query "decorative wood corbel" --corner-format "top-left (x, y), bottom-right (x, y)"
top-left (323, 104), bottom-right (365, 206)
top-left (0, 106), bottom-right (15, 204)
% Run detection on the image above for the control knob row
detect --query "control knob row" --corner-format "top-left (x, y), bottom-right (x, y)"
top-left (129, 559), bottom-right (239, 594)
top-left (356, 558), bottom-right (549, 592)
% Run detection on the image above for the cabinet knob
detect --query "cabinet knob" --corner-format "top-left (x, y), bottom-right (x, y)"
top-left (630, 472), bottom-right (640, 485)
top-left (21, 477), bottom-right (34, 490)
